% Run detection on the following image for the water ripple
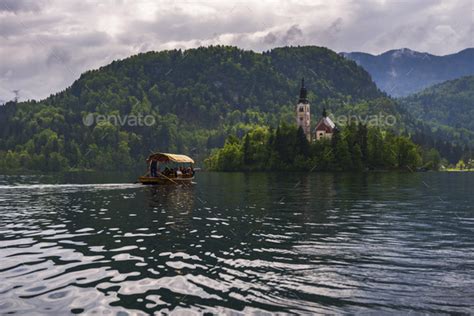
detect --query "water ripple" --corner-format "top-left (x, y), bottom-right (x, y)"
top-left (0, 172), bottom-right (473, 313)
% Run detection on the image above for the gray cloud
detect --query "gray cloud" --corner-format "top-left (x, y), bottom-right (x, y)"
top-left (46, 47), bottom-right (72, 66)
top-left (0, 0), bottom-right (43, 13)
top-left (282, 25), bottom-right (303, 45)
top-left (263, 32), bottom-right (277, 45)
top-left (0, 0), bottom-right (471, 101)
top-left (261, 25), bottom-right (304, 47)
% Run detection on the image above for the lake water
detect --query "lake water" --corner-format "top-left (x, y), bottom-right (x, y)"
top-left (0, 172), bottom-right (473, 314)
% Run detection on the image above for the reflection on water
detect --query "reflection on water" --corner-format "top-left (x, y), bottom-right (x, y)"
top-left (0, 172), bottom-right (473, 314)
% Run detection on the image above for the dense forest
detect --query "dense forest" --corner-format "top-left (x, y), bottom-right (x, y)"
top-left (398, 76), bottom-right (474, 148)
top-left (0, 45), bottom-right (389, 172)
top-left (0, 45), bottom-right (470, 172)
top-left (206, 123), bottom-right (439, 172)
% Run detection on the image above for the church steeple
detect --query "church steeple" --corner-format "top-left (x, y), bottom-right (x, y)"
top-left (296, 77), bottom-right (311, 141)
top-left (298, 78), bottom-right (308, 104)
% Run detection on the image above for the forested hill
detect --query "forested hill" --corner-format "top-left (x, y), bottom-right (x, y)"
top-left (399, 76), bottom-right (474, 147)
top-left (58, 45), bottom-right (384, 125)
top-left (0, 45), bottom-right (396, 172)
top-left (341, 48), bottom-right (474, 97)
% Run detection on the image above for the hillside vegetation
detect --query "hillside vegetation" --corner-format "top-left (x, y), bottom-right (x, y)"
top-left (399, 76), bottom-right (474, 151)
top-left (0, 45), bottom-right (398, 172)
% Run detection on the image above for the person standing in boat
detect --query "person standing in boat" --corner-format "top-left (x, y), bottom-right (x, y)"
top-left (150, 159), bottom-right (158, 177)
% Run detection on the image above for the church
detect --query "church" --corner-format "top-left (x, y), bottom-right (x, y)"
top-left (296, 78), bottom-right (336, 142)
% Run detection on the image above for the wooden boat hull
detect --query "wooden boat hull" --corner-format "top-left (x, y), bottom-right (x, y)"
top-left (138, 176), bottom-right (194, 185)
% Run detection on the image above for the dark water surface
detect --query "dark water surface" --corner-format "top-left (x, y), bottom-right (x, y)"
top-left (0, 172), bottom-right (473, 314)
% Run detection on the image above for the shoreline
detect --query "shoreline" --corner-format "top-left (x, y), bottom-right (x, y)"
top-left (3, 169), bottom-right (474, 176)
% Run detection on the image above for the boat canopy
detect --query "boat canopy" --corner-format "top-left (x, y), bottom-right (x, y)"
top-left (147, 152), bottom-right (194, 164)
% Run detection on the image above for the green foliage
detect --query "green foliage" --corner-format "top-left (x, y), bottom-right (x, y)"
top-left (207, 123), bottom-right (429, 171)
top-left (394, 136), bottom-right (422, 170)
top-left (399, 76), bottom-right (474, 148)
top-left (422, 148), bottom-right (441, 170)
top-left (0, 45), bottom-right (449, 172)
top-left (401, 76), bottom-right (474, 132)
top-left (456, 160), bottom-right (466, 170)
top-left (205, 141), bottom-right (243, 171)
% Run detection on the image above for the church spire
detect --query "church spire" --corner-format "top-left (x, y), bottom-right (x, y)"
top-left (298, 78), bottom-right (308, 104)
top-left (296, 78), bottom-right (311, 141)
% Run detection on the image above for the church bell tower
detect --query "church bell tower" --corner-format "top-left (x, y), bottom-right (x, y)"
top-left (296, 78), bottom-right (311, 141)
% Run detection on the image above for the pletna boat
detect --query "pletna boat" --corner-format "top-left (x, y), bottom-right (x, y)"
top-left (138, 152), bottom-right (195, 185)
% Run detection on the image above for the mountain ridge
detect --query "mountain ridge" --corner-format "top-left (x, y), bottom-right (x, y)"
top-left (341, 48), bottom-right (474, 97)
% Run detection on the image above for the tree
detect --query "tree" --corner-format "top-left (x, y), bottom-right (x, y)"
top-left (243, 134), bottom-right (252, 164)
top-left (357, 123), bottom-right (368, 162)
top-left (216, 142), bottom-right (243, 171)
top-left (395, 136), bottom-right (421, 169)
top-left (335, 137), bottom-right (352, 170)
top-left (367, 128), bottom-right (384, 169)
top-left (456, 159), bottom-right (466, 170)
top-left (423, 148), bottom-right (441, 170)
top-left (352, 144), bottom-right (363, 170)
top-left (295, 126), bottom-right (310, 157)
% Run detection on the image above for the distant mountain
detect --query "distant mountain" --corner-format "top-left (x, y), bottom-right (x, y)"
top-left (341, 48), bottom-right (474, 97)
top-left (398, 75), bottom-right (474, 147)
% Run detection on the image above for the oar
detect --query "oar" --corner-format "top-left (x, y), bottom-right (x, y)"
top-left (158, 172), bottom-right (179, 184)
top-left (135, 173), bottom-right (178, 185)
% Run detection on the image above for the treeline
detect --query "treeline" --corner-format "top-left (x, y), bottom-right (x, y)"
top-left (398, 75), bottom-right (474, 148)
top-left (206, 123), bottom-right (443, 172)
top-left (411, 129), bottom-right (472, 164)
top-left (0, 45), bottom-right (471, 172)
top-left (0, 45), bottom-right (394, 172)
top-left (0, 102), bottom-right (294, 172)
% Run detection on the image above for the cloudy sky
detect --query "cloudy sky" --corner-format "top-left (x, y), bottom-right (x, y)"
top-left (0, 0), bottom-right (472, 102)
